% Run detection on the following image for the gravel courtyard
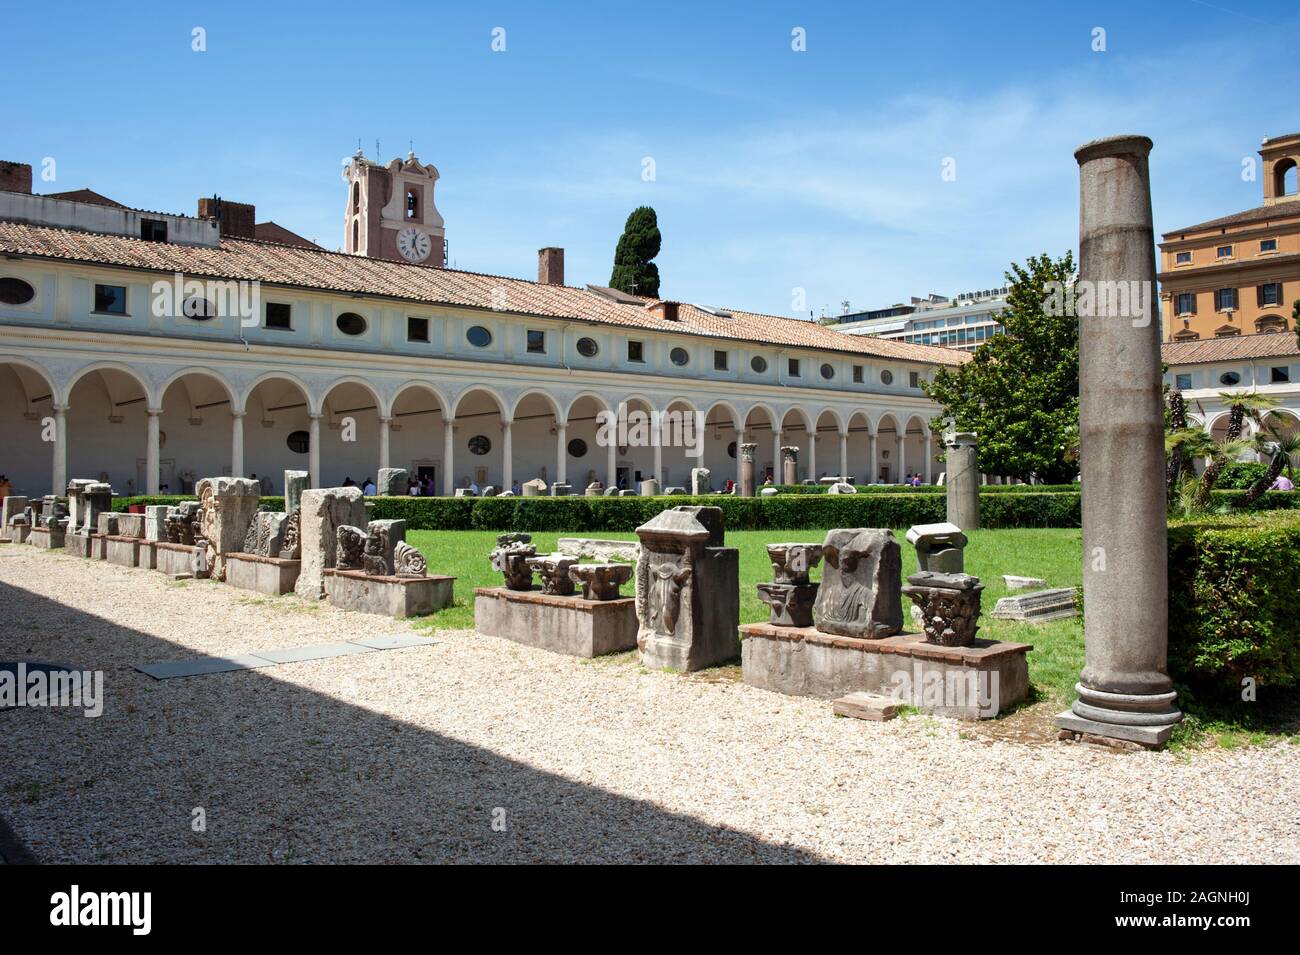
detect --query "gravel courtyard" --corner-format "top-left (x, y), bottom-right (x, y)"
top-left (2, 545), bottom-right (1297, 864)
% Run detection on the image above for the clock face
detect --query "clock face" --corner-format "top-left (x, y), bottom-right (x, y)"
top-left (396, 227), bottom-right (432, 263)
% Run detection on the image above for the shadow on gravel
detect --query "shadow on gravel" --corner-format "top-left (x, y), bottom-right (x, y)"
top-left (0, 578), bottom-right (820, 864)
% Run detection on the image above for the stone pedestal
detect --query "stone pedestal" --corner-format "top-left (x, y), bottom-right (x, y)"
top-left (9, 519), bottom-right (31, 544)
top-left (2, 495), bottom-right (28, 531)
top-left (294, 486), bottom-right (366, 599)
top-left (28, 526), bottom-right (65, 549)
top-left (473, 587), bottom-right (638, 658)
top-left (740, 626), bottom-right (1030, 719)
top-left (1055, 134), bottom-right (1181, 748)
top-left (739, 442), bottom-right (757, 497)
top-left (154, 541), bottom-right (207, 578)
top-left (634, 506), bottom-right (739, 671)
top-left (104, 535), bottom-right (141, 568)
top-left (196, 476), bottom-right (261, 582)
top-left (639, 478), bottom-right (661, 497)
top-left (144, 505), bottom-right (169, 541)
top-left (325, 568), bottom-right (454, 618)
top-left (225, 553), bottom-right (301, 595)
top-left (944, 433), bottom-right (980, 531)
top-left (284, 470), bottom-right (309, 514)
top-left (780, 446), bottom-right (799, 486)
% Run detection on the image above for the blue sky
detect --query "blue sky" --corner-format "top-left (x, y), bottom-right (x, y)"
top-left (3, 0), bottom-right (1297, 317)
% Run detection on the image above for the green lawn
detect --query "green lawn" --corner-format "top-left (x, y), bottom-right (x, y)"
top-left (407, 527), bottom-right (1085, 705)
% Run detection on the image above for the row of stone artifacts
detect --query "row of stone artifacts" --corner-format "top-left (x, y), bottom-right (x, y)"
top-left (0, 468), bottom-right (449, 619)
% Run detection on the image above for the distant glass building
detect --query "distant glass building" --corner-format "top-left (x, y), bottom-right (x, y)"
top-left (823, 288), bottom-right (1008, 352)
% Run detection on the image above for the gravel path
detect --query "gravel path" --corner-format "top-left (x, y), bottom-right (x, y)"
top-left (2, 546), bottom-right (1297, 864)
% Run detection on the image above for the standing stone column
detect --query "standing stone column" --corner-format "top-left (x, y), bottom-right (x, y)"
top-left (780, 445), bottom-right (799, 485)
top-left (652, 424), bottom-right (663, 484)
top-left (735, 429), bottom-right (746, 490)
top-left (808, 433), bottom-right (817, 482)
top-left (378, 415), bottom-right (391, 471)
top-left (230, 411), bottom-right (245, 480)
top-left (739, 442), bottom-right (757, 497)
top-left (838, 431), bottom-right (848, 482)
top-left (945, 432), bottom-right (979, 530)
top-left (771, 431), bottom-right (782, 483)
top-left (868, 432), bottom-right (877, 484)
top-left (443, 418), bottom-right (455, 496)
top-left (308, 413), bottom-right (322, 489)
top-left (501, 420), bottom-right (513, 492)
top-left (52, 404), bottom-right (67, 497)
top-left (146, 409), bottom-right (161, 494)
top-left (1057, 134), bottom-right (1181, 747)
top-left (555, 423), bottom-right (568, 485)
top-left (895, 433), bottom-right (905, 480)
top-left (924, 432), bottom-right (934, 484)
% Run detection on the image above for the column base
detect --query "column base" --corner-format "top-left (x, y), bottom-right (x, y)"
top-left (1054, 711), bottom-right (1176, 748)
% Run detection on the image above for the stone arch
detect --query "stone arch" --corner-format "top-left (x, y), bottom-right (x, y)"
top-left (846, 410), bottom-right (873, 484)
top-left (903, 414), bottom-right (932, 483)
top-left (742, 403), bottom-right (779, 482)
top-left (242, 370), bottom-right (317, 418)
top-left (389, 381), bottom-right (449, 494)
top-left (1273, 156), bottom-right (1298, 200)
top-left (0, 358), bottom-right (58, 496)
top-left (875, 413), bottom-right (902, 484)
top-left (453, 387), bottom-right (508, 491)
top-left (158, 370), bottom-right (239, 493)
top-left (566, 393), bottom-right (613, 489)
top-left (512, 390), bottom-right (562, 489)
top-left (660, 396), bottom-right (703, 489)
top-left (243, 375), bottom-right (314, 492)
top-left (63, 360), bottom-right (153, 409)
top-left (510, 387), bottom-right (563, 424)
top-left (66, 365), bottom-right (152, 492)
top-left (703, 400), bottom-right (742, 490)
top-left (158, 366), bottom-right (239, 414)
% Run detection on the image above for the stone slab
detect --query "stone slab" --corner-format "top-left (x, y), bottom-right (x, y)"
top-left (348, 634), bottom-right (438, 650)
top-left (473, 587), bottom-right (638, 658)
top-left (991, 587), bottom-right (1077, 623)
top-left (324, 569), bottom-right (454, 619)
top-left (555, 537), bottom-right (640, 561)
top-left (225, 553), bottom-right (300, 596)
top-left (255, 642), bottom-right (378, 664)
top-left (1054, 711), bottom-right (1175, 748)
top-left (740, 623), bottom-right (1031, 719)
top-left (832, 692), bottom-right (901, 721)
top-left (136, 655), bottom-right (277, 680)
top-left (104, 535), bottom-right (141, 568)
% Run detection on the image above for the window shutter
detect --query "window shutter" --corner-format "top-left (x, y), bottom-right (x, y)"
top-left (1257, 284), bottom-right (1266, 307)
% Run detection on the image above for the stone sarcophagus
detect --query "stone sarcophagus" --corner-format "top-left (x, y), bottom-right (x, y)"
top-left (813, 528), bottom-right (903, 639)
top-left (634, 506), bottom-right (739, 672)
top-left (195, 477), bottom-right (261, 581)
top-left (756, 542), bottom-right (823, 628)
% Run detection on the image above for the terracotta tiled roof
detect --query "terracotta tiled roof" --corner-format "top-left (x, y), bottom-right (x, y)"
top-left (1161, 199), bottom-right (1300, 239)
top-left (0, 219), bottom-right (969, 367)
top-left (1162, 331), bottom-right (1300, 366)
top-left (254, 221), bottom-right (320, 250)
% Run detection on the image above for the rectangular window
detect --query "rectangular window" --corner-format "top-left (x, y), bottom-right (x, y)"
top-left (627, 340), bottom-right (644, 363)
top-left (1215, 288), bottom-right (1238, 311)
top-left (853, 365), bottom-right (864, 383)
top-left (527, 329), bottom-right (546, 354)
top-left (139, 218), bottom-right (168, 242)
top-left (787, 358), bottom-right (801, 378)
top-left (909, 371), bottom-right (920, 388)
top-left (1175, 292), bottom-right (1196, 315)
top-left (93, 284), bottom-right (127, 314)
top-left (1175, 373), bottom-right (1192, 390)
top-left (1260, 238), bottom-right (1278, 253)
top-left (713, 349), bottom-right (728, 371)
top-left (407, 316), bottom-right (429, 342)
top-left (1216, 245), bottom-right (1233, 259)
top-left (1175, 251), bottom-right (1192, 265)
top-left (1271, 366), bottom-right (1290, 384)
top-left (1259, 283), bottom-right (1282, 307)
top-left (265, 302), bottom-right (292, 329)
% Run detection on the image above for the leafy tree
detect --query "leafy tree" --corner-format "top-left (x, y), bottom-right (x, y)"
top-left (922, 252), bottom-right (1078, 483)
top-left (609, 206), bottom-right (661, 298)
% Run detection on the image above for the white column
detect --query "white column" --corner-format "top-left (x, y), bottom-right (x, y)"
top-left (839, 431), bottom-right (848, 481)
top-left (772, 430), bottom-right (782, 482)
top-left (501, 420), bottom-right (513, 491)
top-left (653, 421), bottom-right (663, 484)
top-left (556, 423), bottom-right (568, 485)
top-left (896, 434), bottom-right (905, 479)
top-left (230, 411), bottom-right (244, 480)
top-left (52, 404), bottom-right (67, 496)
top-left (808, 431), bottom-right (817, 483)
top-left (146, 409), bottom-right (161, 494)
top-left (308, 413), bottom-right (321, 488)
top-left (869, 433), bottom-right (878, 483)
top-left (736, 429), bottom-right (746, 489)
top-left (378, 416), bottom-right (391, 471)
top-left (924, 432), bottom-right (934, 484)
top-left (442, 419), bottom-right (455, 496)
top-left (606, 435), bottom-right (617, 489)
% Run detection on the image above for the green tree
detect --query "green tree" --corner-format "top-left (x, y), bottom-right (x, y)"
top-left (922, 252), bottom-right (1078, 483)
top-left (609, 206), bottom-right (661, 298)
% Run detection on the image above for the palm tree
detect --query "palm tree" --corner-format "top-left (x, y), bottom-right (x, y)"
top-left (1165, 427), bottom-right (1258, 512)
top-left (1166, 389), bottom-right (1188, 495)
top-left (1217, 390), bottom-right (1281, 441)
top-left (1237, 422), bottom-right (1300, 507)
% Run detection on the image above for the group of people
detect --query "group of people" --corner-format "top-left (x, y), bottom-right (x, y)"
top-left (340, 476), bottom-right (378, 495)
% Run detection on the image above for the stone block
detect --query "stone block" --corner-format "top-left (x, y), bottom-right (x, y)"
top-left (324, 568), bottom-right (454, 618)
top-left (295, 486), bottom-right (366, 600)
top-left (827, 482), bottom-right (856, 494)
top-left (104, 535), bottom-right (140, 568)
top-left (1002, 575), bottom-right (1046, 591)
top-left (283, 470), bottom-right (309, 514)
top-left (550, 483), bottom-right (571, 497)
top-left (556, 537), bottom-right (640, 561)
top-left (832, 692), bottom-right (901, 721)
top-left (991, 588), bottom-right (1078, 623)
top-left (377, 467), bottom-right (408, 497)
top-left (906, 522), bottom-right (967, 574)
top-left (474, 587), bottom-right (638, 657)
top-left (117, 513), bottom-right (145, 539)
top-left (639, 478), bottom-right (661, 497)
top-left (28, 525), bottom-right (65, 549)
top-left (2, 495), bottom-right (27, 529)
top-left (196, 476), bottom-right (261, 581)
top-left (225, 553), bottom-right (301, 596)
top-left (154, 541), bottom-right (207, 578)
top-left (690, 467), bottom-right (711, 495)
top-left (144, 505), bottom-right (169, 541)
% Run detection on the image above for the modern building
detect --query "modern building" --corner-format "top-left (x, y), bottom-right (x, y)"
top-left (824, 288), bottom-right (1008, 352)
top-left (1158, 132), bottom-right (1300, 342)
top-left (0, 152), bottom-right (970, 499)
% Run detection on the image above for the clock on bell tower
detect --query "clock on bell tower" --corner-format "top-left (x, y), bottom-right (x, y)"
top-left (343, 149), bottom-right (445, 266)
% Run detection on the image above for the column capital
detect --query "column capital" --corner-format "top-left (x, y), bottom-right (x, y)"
top-left (147, 407), bottom-right (163, 417)
top-left (230, 409), bottom-right (245, 418)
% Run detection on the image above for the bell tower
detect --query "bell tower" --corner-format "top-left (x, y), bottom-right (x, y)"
top-left (343, 149), bottom-right (445, 265)
top-left (1260, 133), bottom-right (1300, 206)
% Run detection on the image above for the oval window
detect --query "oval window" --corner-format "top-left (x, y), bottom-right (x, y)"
top-left (183, 296), bottom-right (216, 320)
top-left (750, 355), bottom-right (768, 374)
top-left (468, 434), bottom-right (491, 455)
top-left (0, 277), bottom-right (36, 306)
top-left (1219, 371), bottom-right (1241, 386)
top-left (881, 370), bottom-right (894, 385)
top-left (336, 312), bottom-right (367, 336)
top-left (286, 430), bottom-right (310, 454)
top-left (728, 441), bottom-right (737, 459)
top-left (670, 347), bottom-right (689, 366)
top-left (820, 363), bottom-right (835, 380)
top-left (467, 325), bottom-right (493, 348)
top-left (567, 438), bottom-right (588, 458)
top-left (576, 337), bottom-right (598, 358)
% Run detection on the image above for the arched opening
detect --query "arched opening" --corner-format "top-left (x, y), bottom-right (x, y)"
top-left (846, 411), bottom-right (872, 484)
top-left (320, 380), bottom-right (382, 490)
top-left (743, 405), bottom-right (778, 483)
top-left (390, 383), bottom-right (447, 495)
top-left (660, 398), bottom-right (702, 489)
top-left (67, 367), bottom-right (149, 494)
top-left (244, 376), bottom-right (311, 493)
top-left (904, 415), bottom-right (931, 483)
top-left (615, 396), bottom-right (657, 490)
top-left (159, 371), bottom-right (235, 494)
top-left (0, 361), bottom-right (56, 496)
top-left (875, 414), bottom-right (900, 484)
top-left (453, 388), bottom-right (506, 491)
top-left (512, 391), bottom-right (561, 490)
top-left (813, 409), bottom-right (843, 483)
top-left (566, 394), bottom-right (612, 490)
top-left (702, 401), bottom-right (741, 491)
top-left (779, 407), bottom-right (813, 483)
top-left (1274, 157), bottom-right (1298, 199)
top-left (1258, 410), bottom-right (1300, 470)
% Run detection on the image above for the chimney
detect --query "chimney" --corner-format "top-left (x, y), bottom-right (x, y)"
top-left (198, 196), bottom-right (257, 240)
top-left (538, 247), bottom-right (564, 285)
top-left (0, 161), bottom-right (33, 195)
top-left (649, 300), bottom-right (680, 322)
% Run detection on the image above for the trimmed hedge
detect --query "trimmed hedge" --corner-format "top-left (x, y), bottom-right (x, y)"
top-left (766, 483), bottom-right (1079, 495)
top-left (1168, 510), bottom-right (1300, 694)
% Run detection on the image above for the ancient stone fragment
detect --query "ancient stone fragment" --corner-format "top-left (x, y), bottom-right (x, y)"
top-left (525, 553), bottom-right (578, 596)
top-left (377, 468), bottom-right (408, 497)
top-left (568, 562), bottom-right (632, 601)
top-left (490, 533), bottom-right (537, 590)
top-left (813, 528), bottom-right (903, 639)
top-left (336, 525), bottom-right (367, 571)
top-left (393, 541), bottom-right (427, 578)
top-left (294, 486), bottom-right (367, 599)
top-left (901, 571), bottom-right (984, 647)
top-left (756, 541), bottom-right (823, 627)
top-left (195, 476), bottom-right (261, 581)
